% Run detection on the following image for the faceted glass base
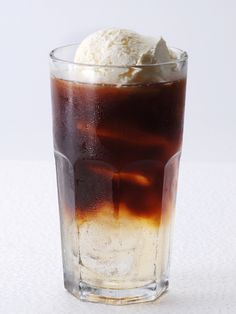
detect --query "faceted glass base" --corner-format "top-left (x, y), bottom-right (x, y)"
top-left (65, 279), bottom-right (169, 305)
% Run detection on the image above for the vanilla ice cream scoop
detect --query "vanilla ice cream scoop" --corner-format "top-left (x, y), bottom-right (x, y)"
top-left (74, 28), bottom-right (173, 66)
top-left (72, 28), bottom-right (180, 85)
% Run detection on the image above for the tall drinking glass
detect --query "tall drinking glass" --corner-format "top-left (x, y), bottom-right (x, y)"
top-left (50, 45), bottom-right (187, 305)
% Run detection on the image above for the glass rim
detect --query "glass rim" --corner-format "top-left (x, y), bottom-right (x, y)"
top-left (49, 44), bottom-right (188, 69)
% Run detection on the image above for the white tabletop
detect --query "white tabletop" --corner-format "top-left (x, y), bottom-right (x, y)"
top-left (0, 161), bottom-right (235, 314)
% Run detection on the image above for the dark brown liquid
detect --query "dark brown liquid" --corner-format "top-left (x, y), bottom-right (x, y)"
top-left (51, 78), bottom-right (186, 225)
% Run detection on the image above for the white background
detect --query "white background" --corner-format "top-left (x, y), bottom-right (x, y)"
top-left (0, 0), bottom-right (235, 162)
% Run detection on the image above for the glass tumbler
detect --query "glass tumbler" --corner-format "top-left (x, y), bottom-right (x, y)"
top-left (49, 45), bottom-right (187, 305)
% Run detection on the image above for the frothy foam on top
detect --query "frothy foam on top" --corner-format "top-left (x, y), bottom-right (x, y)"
top-left (52, 28), bottom-right (187, 85)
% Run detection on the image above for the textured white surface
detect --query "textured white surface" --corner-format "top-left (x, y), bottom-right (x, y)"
top-left (0, 161), bottom-right (235, 313)
top-left (73, 28), bottom-right (175, 85)
top-left (74, 28), bottom-right (172, 66)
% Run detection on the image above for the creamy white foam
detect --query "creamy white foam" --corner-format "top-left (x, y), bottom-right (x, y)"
top-left (72, 28), bottom-right (181, 85)
top-left (74, 28), bottom-right (173, 66)
top-left (50, 29), bottom-right (186, 85)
